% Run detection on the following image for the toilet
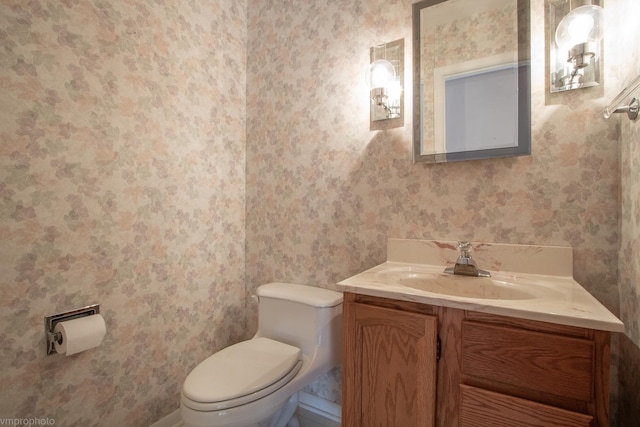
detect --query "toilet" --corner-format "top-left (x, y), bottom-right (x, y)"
top-left (180, 283), bottom-right (343, 427)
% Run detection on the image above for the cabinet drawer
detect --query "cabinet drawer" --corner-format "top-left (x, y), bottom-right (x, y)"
top-left (460, 384), bottom-right (593, 427)
top-left (462, 321), bottom-right (594, 401)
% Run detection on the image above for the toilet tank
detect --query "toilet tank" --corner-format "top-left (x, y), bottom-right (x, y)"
top-left (256, 283), bottom-right (343, 364)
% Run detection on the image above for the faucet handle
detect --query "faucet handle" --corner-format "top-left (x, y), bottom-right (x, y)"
top-left (457, 241), bottom-right (472, 258)
top-left (445, 241), bottom-right (491, 277)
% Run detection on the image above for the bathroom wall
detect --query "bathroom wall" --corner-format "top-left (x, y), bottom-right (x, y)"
top-left (0, 1), bottom-right (247, 426)
top-left (616, 0), bottom-right (640, 422)
top-left (1, 0), bottom-right (636, 425)
top-left (619, 117), bottom-right (640, 424)
top-left (246, 0), bottom-right (626, 416)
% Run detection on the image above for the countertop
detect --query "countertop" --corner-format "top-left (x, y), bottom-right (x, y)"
top-left (337, 239), bottom-right (624, 333)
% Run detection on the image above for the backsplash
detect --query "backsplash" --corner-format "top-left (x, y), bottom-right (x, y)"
top-left (385, 238), bottom-right (574, 276)
top-left (0, 1), bottom-right (247, 425)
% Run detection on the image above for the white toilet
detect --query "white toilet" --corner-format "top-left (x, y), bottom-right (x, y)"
top-left (180, 283), bottom-right (343, 427)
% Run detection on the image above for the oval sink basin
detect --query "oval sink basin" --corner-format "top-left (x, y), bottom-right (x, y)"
top-left (376, 269), bottom-right (535, 300)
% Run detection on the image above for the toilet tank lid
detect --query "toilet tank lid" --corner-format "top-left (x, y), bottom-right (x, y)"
top-left (258, 283), bottom-right (343, 307)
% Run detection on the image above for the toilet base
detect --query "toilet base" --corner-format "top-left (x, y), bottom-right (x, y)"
top-left (265, 393), bottom-right (298, 427)
top-left (181, 392), bottom-right (299, 427)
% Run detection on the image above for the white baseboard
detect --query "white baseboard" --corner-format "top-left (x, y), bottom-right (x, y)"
top-left (150, 392), bottom-right (342, 427)
top-left (297, 391), bottom-right (342, 423)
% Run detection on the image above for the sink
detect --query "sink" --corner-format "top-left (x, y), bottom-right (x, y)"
top-left (376, 268), bottom-right (535, 300)
top-left (337, 240), bottom-right (626, 333)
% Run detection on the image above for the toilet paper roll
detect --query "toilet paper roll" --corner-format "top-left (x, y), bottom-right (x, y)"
top-left (54, 314), bottom-right (106, 356)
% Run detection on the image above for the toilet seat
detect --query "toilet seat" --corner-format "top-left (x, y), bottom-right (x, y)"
top-left (182, 337), bottom-right (302, 412)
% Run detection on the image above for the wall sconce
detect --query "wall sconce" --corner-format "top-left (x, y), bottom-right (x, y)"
top-left (549, 0), bottom-right (604, 92)
top-left (366, 39), bottom-right (404, 128)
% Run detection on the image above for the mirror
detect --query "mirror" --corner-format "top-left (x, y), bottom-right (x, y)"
top-left (412, 0), bottom-right (531, 163)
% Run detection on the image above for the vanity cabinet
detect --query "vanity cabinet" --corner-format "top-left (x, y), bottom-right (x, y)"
top-left (342, 293), bottom-right (439, 426)
top-left (342, 292), bottom-right (611, 427)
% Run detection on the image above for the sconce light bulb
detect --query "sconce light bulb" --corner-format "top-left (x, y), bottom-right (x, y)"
top-left (567, 14), bottom-right (594, 44)
top-left (366, 59), bottom-right (396, 90)
top-left (555, 5), bottom-right (604, 51)
top-left (386, 80), bottom-right (402, 100)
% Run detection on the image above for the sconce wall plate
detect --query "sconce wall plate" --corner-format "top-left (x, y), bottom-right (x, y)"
top-left (368, 39), bottom-right (404, 130)
top-left (548, 0), bottom-right (603, 93)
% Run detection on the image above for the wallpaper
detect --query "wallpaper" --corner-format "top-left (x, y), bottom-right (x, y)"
top-left (619, 113), bottom-right (640, 344)
top-left (619, 112), bottom-right (640, 422)
top-left (617, 0), bottom-right (640, 421)
top-left (246, 0), bottom-right (624, 418)
top-left (1, 0), bottom-right (638, 425)
top-left (0, 1), bottom-right (247, 426)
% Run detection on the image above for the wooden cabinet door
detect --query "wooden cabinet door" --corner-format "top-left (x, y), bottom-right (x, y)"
top-left (343, 301), bottom-right (438, 427)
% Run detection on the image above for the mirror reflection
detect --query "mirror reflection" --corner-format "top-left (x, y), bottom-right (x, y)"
top-left (412, 0), bottom-right (531, 163)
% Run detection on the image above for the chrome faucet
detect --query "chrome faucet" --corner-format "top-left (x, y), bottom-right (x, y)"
top-left (444, 241), bottom-right (491, 277)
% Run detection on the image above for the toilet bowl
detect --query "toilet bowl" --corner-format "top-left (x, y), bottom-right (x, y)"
top-left (180, 283), bottom-right (343, 427)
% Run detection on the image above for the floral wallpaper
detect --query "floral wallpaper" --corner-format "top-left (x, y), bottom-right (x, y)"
top-left (246, 0), bottom-right (631, 422)
top-left (619, 113), bottom-right (640, 423)
top-left (1, 0), bottom-right (638, 425)
top-left (617, 0), bottom-right (640, 422)
top-left (0, 1), bottom-right (247, 426)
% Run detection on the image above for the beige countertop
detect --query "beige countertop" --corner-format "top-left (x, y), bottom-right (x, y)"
top-left (337, 239), bottom-right (624, 333)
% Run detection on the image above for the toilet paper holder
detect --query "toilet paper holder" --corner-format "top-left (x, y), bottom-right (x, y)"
top-left (44, 304), bottom-right (100, 356)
